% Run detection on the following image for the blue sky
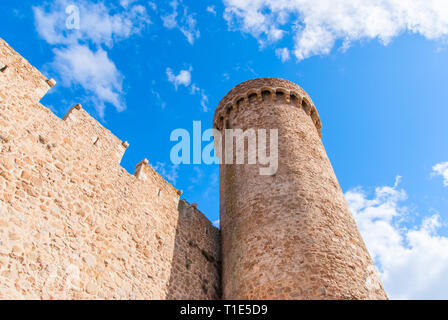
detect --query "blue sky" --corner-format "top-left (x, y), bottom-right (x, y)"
top-left (1, 0), bottom-right (448, 299)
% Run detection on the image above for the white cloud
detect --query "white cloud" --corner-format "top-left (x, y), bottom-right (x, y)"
top-left (346, 177), bottom-right (448, 299)
top-left (33, 0), bottom-right (151, 117)
top-left (275, 47), bottom-right (290, 62)
top-left (432, 162), bottom-right (448, 186)
top-left (148, 2), bottom-right (157, 11)
top-left (52, 45), bottom-right (125, 118)
top-left (190, 84), bottom-right (209, 111)
top-left (166, 67), bottom-right (209, 111)
top-left (166, 67), bottom-right (192, 89)
top-left (207, 5), bottom-right (217, 16)
top-left (199, 91), bottom-right (209, 112)
top-left (119, 0), bottom-right (137, 9)
top-left (162, 0), bottom-right (200, 44)
top-left (190, 83), bottom-right (200, 95)
top-left (223, 0), bottom-right (448, 61)
top-left (34, 0), bottom-right (150, 47)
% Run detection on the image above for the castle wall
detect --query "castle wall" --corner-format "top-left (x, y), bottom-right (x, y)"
top-left (166, 200), bottom-right (221, 299)
top-left (0, 39), bottom-right (220, 299)
top-left (214, 78), bottom-right (387, 300)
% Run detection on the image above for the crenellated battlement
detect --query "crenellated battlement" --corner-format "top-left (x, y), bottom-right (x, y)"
top-left (134, 158), bottom-right (183, 200)
top-left (213, 78), bottom-right (322, 137)
top-left (1, 37), bottom-right (142, 174)
top-left (0, 38), bottom-right (55, 103)
top-left (62, 103), bottom-right (129, 165)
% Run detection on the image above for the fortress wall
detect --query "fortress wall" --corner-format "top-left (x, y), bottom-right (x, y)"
top-left (0, 38), bottom-right (220, 299)
top-left (166, 200), bottom-right (221, 299)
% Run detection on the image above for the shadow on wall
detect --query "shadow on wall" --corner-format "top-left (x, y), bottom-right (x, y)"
top-left (166, 200), bottom-right (222, 299)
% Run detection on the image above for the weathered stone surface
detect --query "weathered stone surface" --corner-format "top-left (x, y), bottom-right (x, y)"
top-left (0, 38), bottom-right (220, 300)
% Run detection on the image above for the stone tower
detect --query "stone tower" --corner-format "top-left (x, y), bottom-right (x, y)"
top-left (213, 78), bottom-right (387, 300)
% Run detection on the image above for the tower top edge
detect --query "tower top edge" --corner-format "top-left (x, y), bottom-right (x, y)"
top-left (215, 78), bottom-right (315, 116)
top-left (213, 78), bottom-right (320, 134)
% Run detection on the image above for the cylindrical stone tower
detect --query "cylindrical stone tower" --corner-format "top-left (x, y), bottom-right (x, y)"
top-left (213, 78), bottom-right (387, 300)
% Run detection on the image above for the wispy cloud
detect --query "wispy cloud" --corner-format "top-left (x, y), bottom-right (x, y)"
top-left (275, 47), bottom-right (290, 62)
top-left (190, 84), bottom-right (209, 112)
top-left (119, 0), bottom-right (138, 9)
top-left (222, 72), bottom-right (230, 81)
top-left (166, 67), bottom-right (209, 112)
top-left (224, 0), bottom-right (448, 61)
top-left (166, 67), bottom-right (192, 89)
top-left (346, 176), bottom-right (448, 299)
top-left (206, 5), bottom-right (217, 16)
top-left (162, 0), bottom-right (200, 44)
top-left (150, 81), bottom-right (167, 109)
top-left (34, 0), bottom-right (150, 47)
top-left (147, 2), bottom-right (157, 11)
top-left (199, 91), bottom-right (209, 112)
top-left (52, 45), bottom-right (125, 118)
top-left (432, 162), bottom-right (448, 186)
